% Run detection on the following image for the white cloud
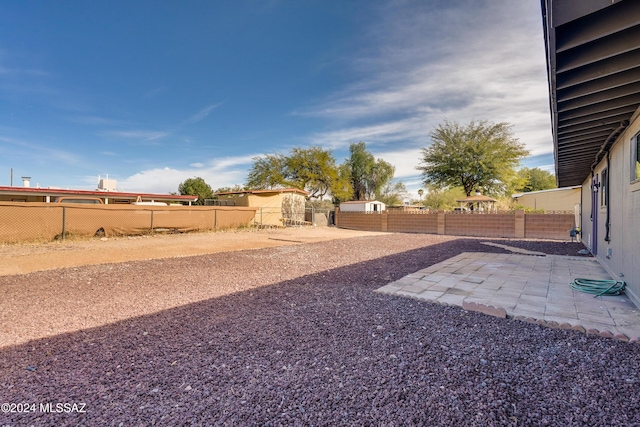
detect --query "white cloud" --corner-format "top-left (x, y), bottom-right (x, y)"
top-left (211, 154), bottom-right (258, 169)
top-left (300, 0), bottom-right (553, 161)
top-left (538, 164), bottom-right (555, 173)
top-left (0, 135), bottom-right (82, 164)
top-left (371, 148), bottom-right (423, 179)
top-left (369, 148), bottom-right (426, 201)
top-left (143, 86), bottom-right (166, 99)
top-left (103, 130), bottom-right (170, 141)
top-left (117, 154), bottom-right (258, 193)
top-left (118, 167), bottom-right (194, 193)
top-left (0, 65), bottom-right (48, 77)
top-left (292, 0), bottom-right (553, 201)
top-left (98, 103), bottom-right (222, 148)
top-left (186, 103), bottom-right (222, 124)
top-left (66, 115), bottom-right (131, 126)
top-left (307, 115), bottom-right (431, 150)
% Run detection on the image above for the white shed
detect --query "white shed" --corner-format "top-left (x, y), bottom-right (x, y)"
top-left (339, 200), bottom-right (386, 213)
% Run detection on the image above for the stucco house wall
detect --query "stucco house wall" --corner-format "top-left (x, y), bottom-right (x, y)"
top-left (539, 0), bottom-right (640, 308)
top-left (582, 107), bottom-right (640, 306)
top-left (248, 193), bottom-right (284, 226)
top-left (226, 194), bottom-right (250, 207)
top-left (248, 192), bottom-right (306, 225)
top-left (216, 188), bottom-right (308, 226)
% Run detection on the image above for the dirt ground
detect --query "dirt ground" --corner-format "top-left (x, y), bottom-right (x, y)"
top-left (0, 226), bottom-right (386, 276)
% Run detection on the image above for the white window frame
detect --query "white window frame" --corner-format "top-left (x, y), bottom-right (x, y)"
top-left (635, 134), bottom-right (640, 179)
top-left (631, 133), bottom-right (640, 192)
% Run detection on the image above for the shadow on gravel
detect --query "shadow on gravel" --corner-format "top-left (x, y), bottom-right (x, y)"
top-left (1, 238), bottom-right (638, 426)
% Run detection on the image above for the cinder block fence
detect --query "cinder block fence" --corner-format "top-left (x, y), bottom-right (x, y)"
top-left (335, 209), bottom-right (575, 240)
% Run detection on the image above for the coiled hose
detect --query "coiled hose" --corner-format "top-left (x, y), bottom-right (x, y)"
top-left (571, 278), bottom-right (626, 297)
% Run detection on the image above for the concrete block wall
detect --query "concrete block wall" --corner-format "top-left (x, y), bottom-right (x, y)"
top-left (387, 213), bottom-right (438, 233)
top-left (335, 211), bottom-right (385, 232)
top-left (525, 213), bottom-right (575, 239)
top-left (445, 214), bottom-right (516, 238)
top-left (335, 209), bottom-right (574, 240)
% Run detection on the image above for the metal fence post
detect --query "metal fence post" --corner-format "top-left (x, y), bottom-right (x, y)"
top-left (150, 210), bottom-right (154, 232)
top-left (62, 206), bottom-right (66, 240)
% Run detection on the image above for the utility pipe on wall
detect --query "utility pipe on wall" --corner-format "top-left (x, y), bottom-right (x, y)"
top-left (591, 120), bottom-right (628, 172)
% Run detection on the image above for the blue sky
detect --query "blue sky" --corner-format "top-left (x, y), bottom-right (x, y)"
top-left (0, 0), bottom-right (552, 199)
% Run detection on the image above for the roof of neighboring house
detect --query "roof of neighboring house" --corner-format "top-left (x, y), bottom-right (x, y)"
top-left (215, 188), bottom-right (309, 196)
top-left (541, 0), bottom-right (640, 187)
top-left (512, 185), bottom-right (581, 198)
top-left (339, 200), bottom-right (384, 204)
top-left (456, 195), bottom-right (497, 203)
top-left (0, 186), bottom-right (198, 202)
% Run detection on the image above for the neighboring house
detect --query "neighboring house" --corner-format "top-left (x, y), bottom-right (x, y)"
top-left (387, 205), bottom-right (425, 212)
top-left (339, 200), bottom-right (386, 213)
top-left (214, 188), bottom-right (309, 226)
top-left (455, 193), bottom-right (497, 213)
top-left (512, 186), bottom-right (581, 211)
top-left (0, 179), bottom-right (197, 205)
top-left (541, 0), bottom-right (640, 306)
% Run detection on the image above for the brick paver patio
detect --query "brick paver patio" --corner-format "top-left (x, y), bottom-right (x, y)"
top-left (376, 246), bottom-right (640, 342)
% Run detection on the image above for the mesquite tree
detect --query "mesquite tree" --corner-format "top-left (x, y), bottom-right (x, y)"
top-left (417, 120), bottom-right (529, 196)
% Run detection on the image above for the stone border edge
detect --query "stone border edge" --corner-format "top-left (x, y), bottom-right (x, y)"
top-left (375, 289), bottom-right (640, 344)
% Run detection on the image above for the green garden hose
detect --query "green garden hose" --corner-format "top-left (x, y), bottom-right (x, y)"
top-left (570, 278), bottom-right (626, 297)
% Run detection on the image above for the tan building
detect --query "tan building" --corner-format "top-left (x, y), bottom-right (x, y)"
top-left (214, 188), bottom-right (309, 226)
top-left (512, 186), bottom-right (581, 212)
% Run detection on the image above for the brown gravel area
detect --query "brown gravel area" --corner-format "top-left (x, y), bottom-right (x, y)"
top-left (1, 232), bottom-right (639, 426)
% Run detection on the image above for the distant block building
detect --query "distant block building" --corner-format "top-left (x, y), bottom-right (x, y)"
top-left (214, 188), bottom-right (309, 226)
top-left (339, 200), bottom-right (386, 213)
top-left (512, 186), bottom-right (581, 212)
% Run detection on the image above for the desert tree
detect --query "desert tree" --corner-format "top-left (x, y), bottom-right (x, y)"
top-left (417, 120), bottom-right (529, 197)
top-left (285, 147), bottom-right (339, 199)
top-left (516, 167), bottom-right (556, 192)
top-left (246, 147), bottom-right (345, 200)
top-left (246, 153), bottom-right (288, 190)
top-left (377, 180), bottom-right (409, 206)
top-left (178, 177), bottom-right (214, 205)
top-left (343, 142), bottom-right (396, 200)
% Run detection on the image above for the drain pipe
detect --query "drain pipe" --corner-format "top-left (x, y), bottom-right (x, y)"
top-left (590, 170), bottom-right (595, 226)
top-left (590, 120), bottom-right (628, 244)
top-left (605, 153), bottom-right (611, 242)
top-left (590, 120), bottom-right (628, 172)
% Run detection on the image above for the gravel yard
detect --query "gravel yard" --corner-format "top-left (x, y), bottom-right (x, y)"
top-left (1, 232), bottom-right (639, 426)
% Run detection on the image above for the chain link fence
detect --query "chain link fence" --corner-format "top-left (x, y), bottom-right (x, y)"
top-left (252, 207), bottom-right (334, 228)
top-left (0, 202), bottom-right (256, 244)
